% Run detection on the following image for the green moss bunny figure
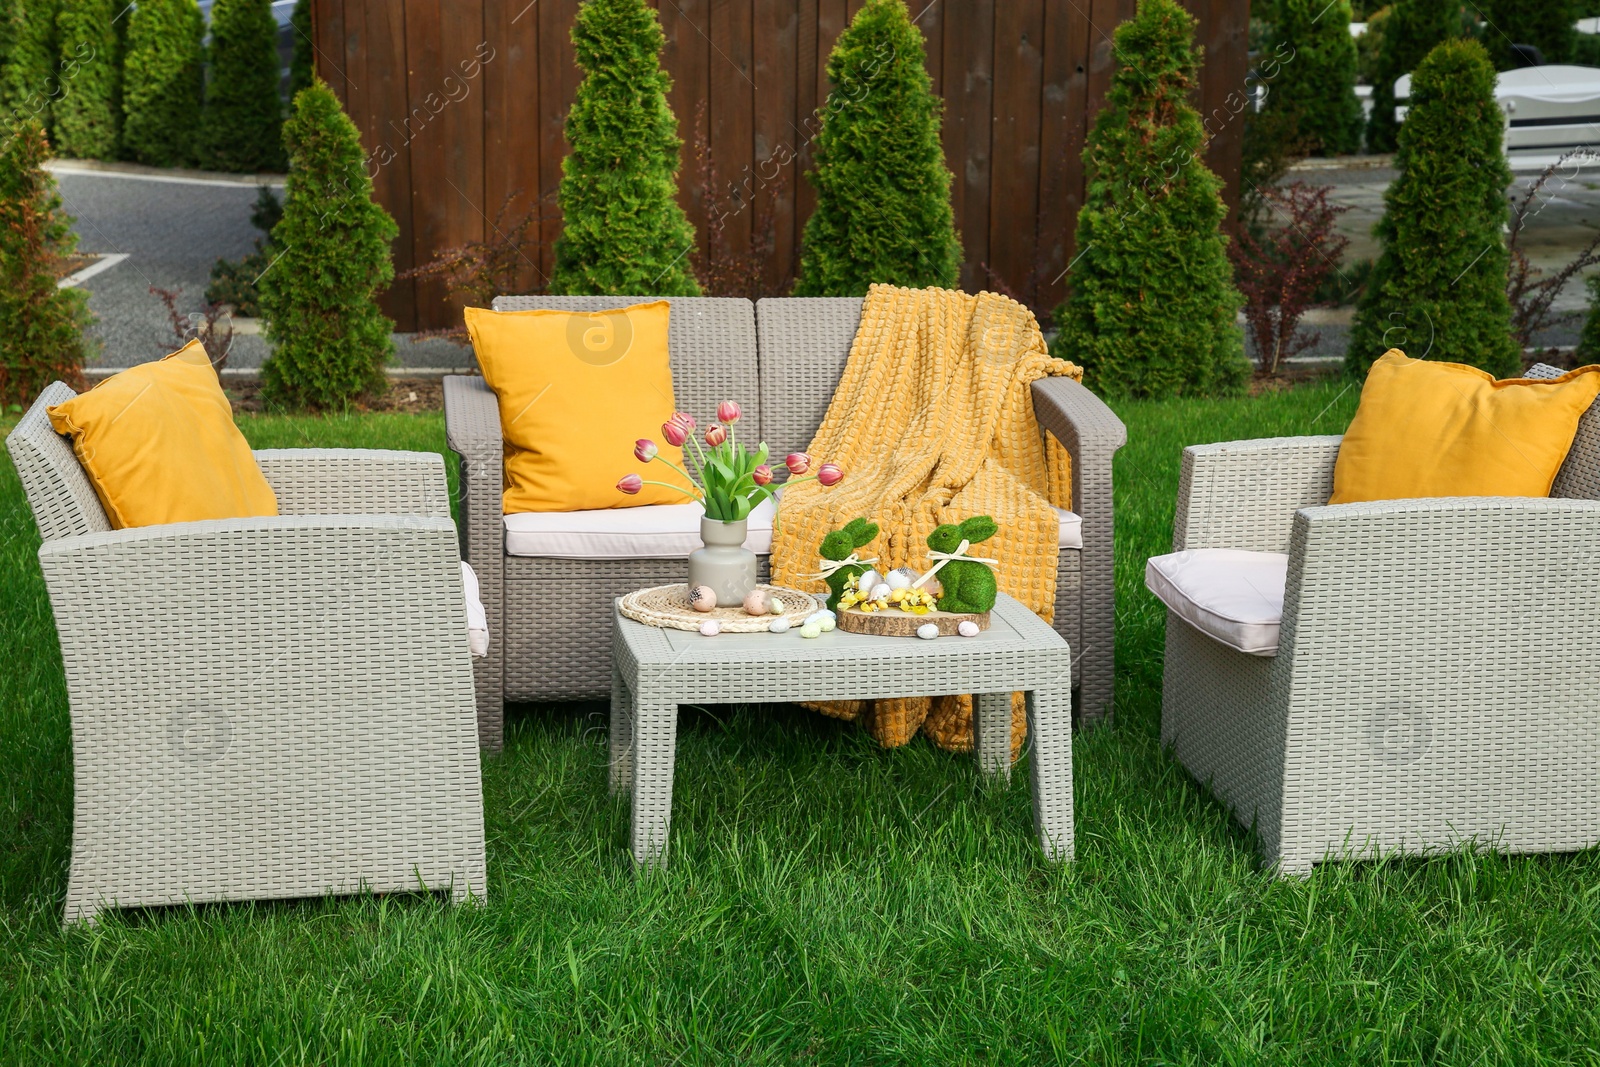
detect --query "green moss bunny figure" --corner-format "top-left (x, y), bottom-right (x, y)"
top-left (817, 517), bottom-right (879, 611)
top-left (926, 515), bottom-right (999, 613)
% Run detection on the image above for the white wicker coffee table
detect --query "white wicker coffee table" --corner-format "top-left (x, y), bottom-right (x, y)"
top-left (610, 592), bottom-right (1075, 869)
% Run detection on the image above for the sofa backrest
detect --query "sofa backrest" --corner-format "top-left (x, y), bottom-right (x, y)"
top-left (491, 296), bottom-right (758, 436)
top-left (5, 381), bottom-right (113, 541)
top-left (754, 297), bottom-right (864, 456)
top-left (1525, 362), bottom-right (1600, 500)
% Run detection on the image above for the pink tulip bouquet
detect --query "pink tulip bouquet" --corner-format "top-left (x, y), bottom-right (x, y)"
top-left (618, 400), bottom-right (843, 521)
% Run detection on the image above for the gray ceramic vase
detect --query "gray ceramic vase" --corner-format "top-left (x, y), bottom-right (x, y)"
top-left (686, 516), bottom-right (757, 606)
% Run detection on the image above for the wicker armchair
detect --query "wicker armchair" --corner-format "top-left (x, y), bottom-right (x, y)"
top-left (1157, 364), bottom-right (1600, 875)
top-left (8, 383), bottom-right (487, 925)
top-left (446, 295), bottom-right (1125, 750)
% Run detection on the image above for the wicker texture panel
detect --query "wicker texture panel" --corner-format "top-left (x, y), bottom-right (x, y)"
top-left (444, 375), bottom-right (508, 750)
top-left (1161, 458), bottom-right (1600, 874)
top-left (6, 381), bottom-right (112, 541)
top-left (490, 296), bottom-right (759, 430)
top-left (1173, 436), bottom-right (1343, 553)
top-left (1031, 376), bottom-right (1125, 725)
top-left (613, 593), bottom-right (1074, 867)
top-left (753, 297), bottom-right (863, 456)
top-left (36, 513), bottom-right (487, 924)
top-left (254, 449), bottom-right (452, 517)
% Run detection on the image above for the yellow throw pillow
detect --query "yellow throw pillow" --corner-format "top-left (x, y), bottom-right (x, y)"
top-left (465, 301), bottom-right (689, 512)
top-left (47, 340), bottom-right (278, 529)
top-left (1330, 349), bottom-right (1600, 504)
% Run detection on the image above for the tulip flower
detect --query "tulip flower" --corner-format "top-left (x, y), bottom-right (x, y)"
top-left (817, 463), bottom-right (844, 487)
top-left (661, 418), bottom-right (688, 447)
top-left (617, 474), bottom-right (643, 495)
top-left (634, 439), bottom-right (658, 463)
top-left (785, 452), bottom-right (811, 475)
top-left (752, 464), bottom-right (773, 486)
top-left (718, 400), bottom-right (741, 424)
top-left (704, 423), bottom-right (728, 447)
top-left (675, 411), bottom-right (696, 430)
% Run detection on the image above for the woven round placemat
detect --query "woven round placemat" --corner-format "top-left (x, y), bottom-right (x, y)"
top-left (619, 584), bottom-right (821, 632)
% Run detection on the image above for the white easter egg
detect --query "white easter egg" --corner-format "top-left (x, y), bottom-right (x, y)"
top-left (958, 620), bottom-right (980, 637)
top-left (916, 623), bottom-right (940, 640)
top-left (800, 622), bottom-right (823, 639)
top-left (856, 569), bottom-right (882, 595)
top-left (887, 567), bottom-right (917, 590)
top-left (870, 583), bottom-right (892, 600)
top-left (699, 619), bottom-right (721, 636)
top-left (769, 618), bottom-right (791, 634)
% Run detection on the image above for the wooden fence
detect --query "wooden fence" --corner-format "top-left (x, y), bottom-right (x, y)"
top-left (310, 0), bottom-right (1251, 332)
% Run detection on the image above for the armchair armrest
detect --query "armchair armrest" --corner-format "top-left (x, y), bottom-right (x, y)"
top-left (1175, 436), bottom-right (1343, 553)
top-left (443, 375), bottom-right (504, 567)
top-left (253, 449), bottom-right (450, 518)
top-left (38, 514), bottom-right (476, 681)
top-left (1031, 377), bottom-right (1127, 483)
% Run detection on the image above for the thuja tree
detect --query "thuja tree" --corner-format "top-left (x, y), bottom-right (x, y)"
top-left (259, 81), bottom-right (399, 410)
top-left (1482, 0), bottom-right (1575, 68)
top-left (1367, 0), bottom-right (1458, 153)
top-left (53, 0), bottom-right (122, 159)
top-left (0, 121), bottom-right (90, 404)
top-left (1, 0), bottom-right (62, 135)
top-left (1263, 0), bottom-right (1364, 156)
top-left (121, 0), bottom-right (202, 167)
top-left (289, 0), bottom-right (314, 99)
top-left (201, 0), bottom-right (284, 172)
top-left (1050, 0), bottom-right (1248, 399)
top-left (548, 0), bottom-right (700, 296)
top-left (1348, 39), bottom-right (1519, 377)
top-left (793, 0), bottom-right (960, 295)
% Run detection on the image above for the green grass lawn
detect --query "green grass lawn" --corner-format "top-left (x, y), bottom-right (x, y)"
top-left (5, 380), bottom-right (1600, 1064)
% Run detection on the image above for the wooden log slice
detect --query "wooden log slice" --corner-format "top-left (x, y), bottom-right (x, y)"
top-left (836, 607), bottom-right (991, 637)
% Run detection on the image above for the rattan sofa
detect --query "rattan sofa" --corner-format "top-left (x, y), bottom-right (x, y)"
top-left (8, 383), bottom-right (488, 925)
top-left (1157, 363), bottom-right (1600, 875)
top-left (445, 295), bottom-right (1126, 750)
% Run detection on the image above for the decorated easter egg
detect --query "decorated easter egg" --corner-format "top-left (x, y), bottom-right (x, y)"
top-left (856, 569), bottom-right (882, 595)
top-left (870, 583), bottom-right (892, 600)
top-left (743, 590), bottom-right (770, 616)
top-left (887, 567), bottom-right (917, 591)
top-left (699, 619), bottom-right (721, 636)
top-left (769, 618), bottom-right (791, 634)
top-left (916, 623), bottom-right (940, 640)
top-left (800, 622), bottom-right (823, 639)
top-left (689, 585), bottom-right (717, 612)
top-left (958, 620), bottom-right (980, 637)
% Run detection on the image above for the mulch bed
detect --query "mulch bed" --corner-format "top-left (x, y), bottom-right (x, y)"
top-left (225, 378), bottom-right (446, 413)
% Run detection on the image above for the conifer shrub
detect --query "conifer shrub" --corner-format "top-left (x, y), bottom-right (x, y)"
top-left (0, 121), bottom-right (90, 404)
top-left (258, 81), bottom-right (398, 410)
top-left (53, 0), bottom-right (122, 159)
top-left (200, 0), bottom-right (284, 172)
top-left (289, 0), bottom-right (314, 99)
top-left (1263, 0), bottom-right (1365, 156)
top-left (1347, 39), bottom-right (1519, 377)
top-left (121, 0), bottom-right (202, 167)
top-left (1366, 0), bottom-right (1458, 153)
top-left (792, 0), bottom-right (960, 296)
top-left (1482, 0), bottom-right (1574, 68)
top-left (548, 0), bottom-right (700, 296)
top-left (1, 0), bottom-right (62, 135)
top-left (1049, 0), bottom-right (1248, 399)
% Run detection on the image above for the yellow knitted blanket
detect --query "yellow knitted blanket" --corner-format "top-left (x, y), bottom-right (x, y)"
top-left (770, 284), bottom-right (1082, 751)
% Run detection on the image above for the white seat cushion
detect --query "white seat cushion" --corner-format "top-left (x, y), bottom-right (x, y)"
top-left (1145, 549), bottom-right (1287, 657)
top-left (503, 499), bottom-right (1083, 559)
top-left (461, 561), bottom-right (489, 657)
top-left (504, 498), bottom-right (777, 559)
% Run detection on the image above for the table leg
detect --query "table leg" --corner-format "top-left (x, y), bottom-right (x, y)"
top-left (1026, 688), bottom-right (1075, 862)
top-left (609, 660), bottom-right (634, 796)
top-left (630, 698), bottom-right (679, 870)
top-left (974, 692), bottom-right (1014, 781)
